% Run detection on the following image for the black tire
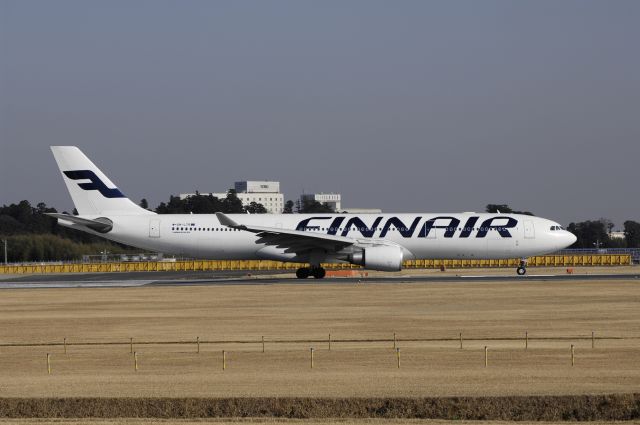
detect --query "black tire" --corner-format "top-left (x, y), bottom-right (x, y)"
top-left (517, 266), bottom-right (527, 276)
top-left (313, 268), bottom-right (326, 279)
top-left (296, 268), bottom-right (310, 279)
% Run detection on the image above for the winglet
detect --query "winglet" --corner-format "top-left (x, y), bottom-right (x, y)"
top-left (215, 212), bottom-right (244, 229)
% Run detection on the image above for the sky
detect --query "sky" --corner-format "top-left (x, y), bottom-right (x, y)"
top-left (1, 1), bottom-right (639, 228)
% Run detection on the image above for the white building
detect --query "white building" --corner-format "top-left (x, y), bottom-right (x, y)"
top-left (180, 180), bottom-right (284, 213)
top-left (609, 231), bottom-right (625, 240)
top-left (234, 181), bottom-right (280, 194)
top-left (340, 208), bottom-right (383, 214)
top-left (300, 193), bottom-right (341, 211)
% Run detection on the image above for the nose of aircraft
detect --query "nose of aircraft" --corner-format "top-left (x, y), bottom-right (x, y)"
top-left (565, 231), bottom-right (577, 247)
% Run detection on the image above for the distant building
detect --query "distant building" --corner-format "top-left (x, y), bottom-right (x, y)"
top-left (300, 193), bottom-right (341, 211)
top-left (609, 231), bottom-right (626, 240)
top-left (234, 181), bottom-right (280, 194)
top-left (340, 208), bottom-right (383, 214)
top-left (180, 180), bottom-right (284, 213)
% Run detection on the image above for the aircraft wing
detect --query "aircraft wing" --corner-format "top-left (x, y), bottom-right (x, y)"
top-left (215, 212), bottom-right (356, 254)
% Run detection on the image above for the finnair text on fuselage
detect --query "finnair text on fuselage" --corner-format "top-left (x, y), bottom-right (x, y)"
top-left (294, 215), bottom-right (517, 238)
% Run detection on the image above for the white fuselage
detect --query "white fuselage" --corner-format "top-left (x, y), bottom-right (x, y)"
top-left (49, 146), bottom-right (577, 272)
top-left (71, 212), bottom-right (575, 263)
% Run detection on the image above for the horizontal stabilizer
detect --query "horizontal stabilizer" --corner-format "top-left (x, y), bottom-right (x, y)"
top-left (46, 213), bottom-right (113, 234)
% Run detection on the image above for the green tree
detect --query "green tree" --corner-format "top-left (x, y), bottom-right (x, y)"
top-left (186, 193), bottom-right (222, 213)
top-left (222, 189), bottom-right (244, 213)
top-left (244, 202), bottom-right (268, 214)
top-left (624, 220), bottom-right (640, 248)
top-left (156, 195), bottom-right (190, 214)
top-left (600, 218), bottom-right (614, 234)
top-left (0, 200), bottom-right (58, 235)
top-left (139, 198), bottom-right (149, 209)
top-left (3, 234), bottom-right (134, 262)
top-left (567, 220), bottom-right (611, 249)
top-left (485, 204), bottom-right (534, 215)
top-left (283, 200), bottom-right (294, 214)
top-left (299, 198), bottom-right (334, 213)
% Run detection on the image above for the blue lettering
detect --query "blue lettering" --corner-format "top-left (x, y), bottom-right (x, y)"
top-left (418, 216), bottom-right (461, 238)
top-left (459, 217), bottom-right (479, 238)
top-left (327, 217), bottom-right (346, 235)
top-left (341, 217), bottom-right (382, 237)
top-left (476, 217), bottom-right (518, 238)
top-left (296, 217), bottom-right (331, 231)
top-left (380, 217), bottom-right (421, 238)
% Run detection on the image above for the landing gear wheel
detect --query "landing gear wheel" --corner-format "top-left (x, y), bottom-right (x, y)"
top-left (312, 267), bottom-right (326, 279)
top-left (517, 258), bottom-right (528, 276)
top-left (296, 267), bottom-right (310, 279)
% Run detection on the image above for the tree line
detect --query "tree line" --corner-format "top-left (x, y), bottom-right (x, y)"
top-left (151, 191), bottom-right (331, 214)
top-left (0, 198), bottom-right (638, 263)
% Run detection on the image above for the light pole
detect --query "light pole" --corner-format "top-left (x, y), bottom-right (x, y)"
top-left (2, 239), bottom-right (7, 265)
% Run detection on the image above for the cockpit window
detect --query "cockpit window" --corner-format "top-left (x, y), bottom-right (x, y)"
top-left (550, 225), bottom-right (565, 231)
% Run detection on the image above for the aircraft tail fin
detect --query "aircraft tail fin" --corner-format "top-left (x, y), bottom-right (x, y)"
top-left (50, 146), bottom-right (154, 216)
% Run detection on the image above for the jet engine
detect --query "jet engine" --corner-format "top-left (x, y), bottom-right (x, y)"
top-left (349, 245), bottom-right (404, 271)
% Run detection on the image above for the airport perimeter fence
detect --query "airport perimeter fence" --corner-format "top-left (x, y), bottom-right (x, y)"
top-left (557, 248), bottom-right (640, 264)
top-left (3, 331), bottom-right (640, 374)
top-left (3, 332), bottom-right (638, 349)
top-left (0, 254), bottom-right (632, 274)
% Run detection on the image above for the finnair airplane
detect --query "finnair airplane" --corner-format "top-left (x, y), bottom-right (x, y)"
top-left (48, 146), bottom-right (577, 278)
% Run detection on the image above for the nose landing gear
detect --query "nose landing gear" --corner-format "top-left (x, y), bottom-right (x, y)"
top-left (516, 259), bottom-right (528, 276)
top-left (295, 266), bottom-right (326, 279)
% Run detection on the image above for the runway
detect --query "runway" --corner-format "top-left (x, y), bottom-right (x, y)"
top-left (0, 269), bottom-right (638, 288)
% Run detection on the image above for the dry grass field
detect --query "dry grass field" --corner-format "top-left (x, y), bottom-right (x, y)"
top-left (0, 278), bottom-right (638, 399)
top-left (2, 420), bottom-right (639, 425)
top-left (1, 421), bottom-right (640, 425)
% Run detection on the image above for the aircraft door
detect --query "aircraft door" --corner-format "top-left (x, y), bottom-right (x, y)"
top-left (524, 220), bottom-right (535, 239)
top-left (149, 219), bottom-right (161, 238)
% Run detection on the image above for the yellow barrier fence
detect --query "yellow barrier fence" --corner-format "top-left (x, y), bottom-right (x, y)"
top-left (0, 255), bottom-right (631, 275)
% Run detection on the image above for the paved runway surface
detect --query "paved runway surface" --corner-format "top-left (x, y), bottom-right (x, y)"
top-left (0, 269), bottom-right (638, 288)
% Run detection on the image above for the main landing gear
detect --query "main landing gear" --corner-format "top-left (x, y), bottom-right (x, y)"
top-left (516, 258), bottom-right (528, 276)
top-left (296, 266), bottom-right (326, 279)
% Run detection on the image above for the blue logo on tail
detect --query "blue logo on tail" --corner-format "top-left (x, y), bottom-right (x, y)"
top-left (63, 170), bottom-right (125, 198)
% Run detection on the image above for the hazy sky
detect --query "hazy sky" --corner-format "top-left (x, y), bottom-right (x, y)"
top-left (1, 1), bottom-right (639, 227)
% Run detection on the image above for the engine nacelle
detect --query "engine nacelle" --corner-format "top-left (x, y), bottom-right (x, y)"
top-left (349, 245), bottom-right (404, 271)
